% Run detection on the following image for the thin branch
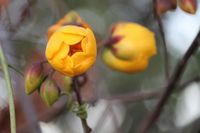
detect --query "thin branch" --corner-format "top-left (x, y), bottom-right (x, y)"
top-left (103, 75), bottom-right (200, 103)
top-left (4, 6), bottom-right (12, 29)
top-left (8, 64), bottom-right (24, 77)
top-left (93, 104), bottom-right (110, 131)
top-left (138, 31), bottom-right (200, 133)
top-left (0, 43), bottom-right (16, 133)
top-left (105, 90), bottom-right (162, 103)
top-left (41, 60), bottom-right (48, 64)
top-left (108, 105), bottom-right (121, 133)
top-left (153, 0), bottom-right (170, 79)
top-left (179, 75), bottom-right (200, 89)
top-left (72, 77), bottom-right (92, 133)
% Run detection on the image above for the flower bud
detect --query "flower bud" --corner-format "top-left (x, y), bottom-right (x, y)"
top-left (155, 0), bottom-right (177, 16)
top-left (102, 22), bottom-right (157, 73)
top-left (40, 79), bottom-right (60, 107)
top-left (25, 63), bottom-right (44, 95)
top-left (46, 25), bottom-right (97, 77)
top-left (179, 0), bottom-right (197, 14)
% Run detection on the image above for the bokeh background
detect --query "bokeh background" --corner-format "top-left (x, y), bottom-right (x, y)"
top-left (0, 0), bottom-right (200, 133)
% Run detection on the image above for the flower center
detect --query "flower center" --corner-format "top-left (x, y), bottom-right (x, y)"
top-left (68, 43), bottom-right (83, 56)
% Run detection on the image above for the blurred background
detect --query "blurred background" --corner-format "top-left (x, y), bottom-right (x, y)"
top-left (0, 0), bottom-right (200, 133)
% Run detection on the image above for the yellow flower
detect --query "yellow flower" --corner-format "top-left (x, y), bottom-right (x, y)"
top-left (46, 25), bottom-right (97, 77)
top-left (47, 11), bottom-right (90, 39)
top-left (102, 22), bottom-right (157, 73)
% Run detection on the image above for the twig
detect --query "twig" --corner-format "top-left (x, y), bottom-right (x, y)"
top-left (153, 0), bottom-right (170, 79)
top-left (8, 64), bottom-right (24, 77)
top-left (41, 60), bottom-right (48, 64)
top-left (104, 75), bottom-right (200, 103)
top-left (108, 105), bottom-right (121, 133)
top-left (105, 90), bottom-right (162, 103)
top-left (72, 77), bottom-right (92, 133)
top-left (179, 75), bottom-right (200, 89)
top-left (0, 43), bottom-right (16, 133)
top-left (77, 73), bottom-right (88, 87)
top-left (4, 6), bottom-right (12, 29)
top-left (93, 104), bottom-right (110, 131)
top-left (138, 31), bottom-right (200, 133)
top-left (102, 74), bottom-right (200, 104)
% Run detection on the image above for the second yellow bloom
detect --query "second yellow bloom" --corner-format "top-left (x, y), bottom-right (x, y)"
top-left (102, 22), bottom-right (157, 73)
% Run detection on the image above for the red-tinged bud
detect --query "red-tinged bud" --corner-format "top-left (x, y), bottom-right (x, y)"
top-left (179, 0), bottom-right (197, 14)
top-left (40, 79), bottom-right (60, 107)
top-left (155, 0), bottom-right (178, 16)
top-left (25, 63), bottom-right (45, 95)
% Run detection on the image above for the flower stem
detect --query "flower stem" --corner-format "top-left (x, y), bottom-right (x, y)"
top-left (0, 43), bottom-right (16, 133)
top-left (72, 77), bottom-right (92, 133)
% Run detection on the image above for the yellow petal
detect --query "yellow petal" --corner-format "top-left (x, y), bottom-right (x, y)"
top-left (113, 39), bottom-right (137, 60)
top-left (46, 33), bottom-right (63, 60)
top-left (71, 52), bottom-right (88, 67)
top-left (102, 49), bottom-right (148, 73)
top-left (84, 28), bottom-right (97, 56)
top-left (59, 25), bottom-right (86, 36)
top-left (62, 57), bottom-right (74, 76)
top-left (48, 43), bottom-right (69, 69)
top-left (70, 28), bottom-right (96, 67)
top-left (73, 56), bottom-right (95, 75)
top-left (47, 24), bottom-right (62, 39)
top-left (61, 33), bottom-right (84, 45)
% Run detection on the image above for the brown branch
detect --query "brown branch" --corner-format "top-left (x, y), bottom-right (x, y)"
top-left (105, 90), bottom-right (162, 103)
top-left (103, 75), bottom-right (200, 103)
top-left (153, 0), bottom-right (170, 80)
top-left (138, 31), bottom-right (200, 133)
top-left (108, 105), bottom-right (121, 133)
top-left (179, 75), bottom-right (200, 90)
top-left (72, 77), bottom-right (92, 133)
top-left (93, 104), bottom-right (110, 131)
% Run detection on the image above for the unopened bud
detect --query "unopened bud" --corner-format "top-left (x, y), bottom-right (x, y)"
top-left (179, 0), bottom-right (197, 14)
top-left (155, 0), bottom-right (177, 16)
top-left (40, 79), bottom-right (60, 107)
top-left (25, 63), bottom-right (44, 95)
